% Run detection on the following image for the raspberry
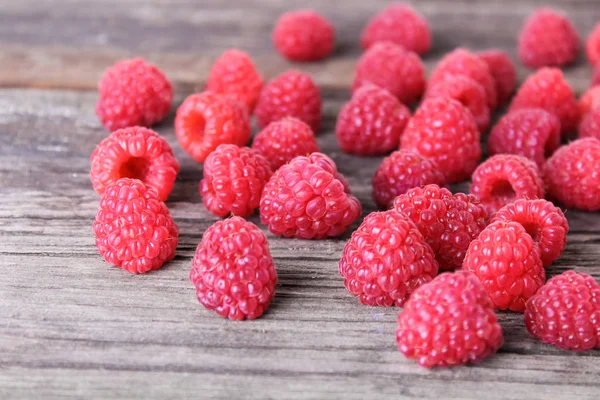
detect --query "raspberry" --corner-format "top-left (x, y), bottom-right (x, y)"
top-left (400, 97), bottom-right (481, 183)
top-left (488, 108), bottom-right (561, 167)
top-left (525, 270), bottom-right (600, 351)
top-left (393, 185), bottom-right (488, 271)
top-left (90, 126), bottom-right (180, 201)
top-left (490, 199), bottom-right (568, 267)
top-left (175, 91), bottom-right (251, 163)
top-left (372, 150), bottom-right (444, 210)
top-left (579, 109), bottom-right (600, 141)
top-left (338, 210), bottom-right (438, 307)
top-left (190, 217), bottom-right (277, 320)
top-left (463, 220), bottom-right (545, 312)
top-left (336, 85), bottom-right (411, 155)
top-left (396, 271), bottom-right (503, 368)
top-left (478, 50), bottom-right (517, 106)
top-left (544, 138), bottom-right (600, 211)
top-left (206, 49), bottom-right (263, 112)
top-left (93, 178), bottom-right (178, 274)
top-left (200, 145), bottom-right (272, 218)
top-left (273, 9), bottom-right (334, 62)
top-left (352, 42), bottom-right (426, 105)
top-left (255, 70), bottom-right (322, 132)
top-left (260, 153), bottom-right (362, 239)
top-left (509, 68), bottom-right (579, 135)
top-left (587, 23), bottom-right (600, 66)
top-left (518, 8), bottom-right (580, 68)
top-left (578, 86), bottom-right (600, 118)
top-left (251, 117), bottom-right (319, 171)
top-left (593, 66), bottom-right (600, 87)
top-left (360, 3), bottom-right (431, 55)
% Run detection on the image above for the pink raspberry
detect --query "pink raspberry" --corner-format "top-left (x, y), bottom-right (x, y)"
top-left (578, 86), bottom-right (600, 118)
top-left (593, 66), bottom-right (600, 87)
top-left (587, 23), bottom-right (600, 66)
top-left (273, 9), bottom-right (335, 62)
top-left (478, 50), bottom-right (517, 106)
top-left (579, 109), bottom-right (600, 141)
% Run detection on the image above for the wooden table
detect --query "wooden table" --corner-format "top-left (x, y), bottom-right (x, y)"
top-left (1, 1), bottom-right (599, 398)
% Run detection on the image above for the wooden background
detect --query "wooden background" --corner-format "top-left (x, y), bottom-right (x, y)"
top-left (1, 0), bottom-right (600, 398)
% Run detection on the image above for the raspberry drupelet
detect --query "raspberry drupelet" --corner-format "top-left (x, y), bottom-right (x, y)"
top-left (587, 23), bottom-right (600, 66)
top-left (273, 9), bottom-right (335, 62)
top-left (579, 109), bottom-right (600, 141)
top-left (478, 50), bottom-right (517, 106)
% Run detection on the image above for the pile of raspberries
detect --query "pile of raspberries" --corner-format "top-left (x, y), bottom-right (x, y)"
top-left (90, 4), bottom-right (600, 368)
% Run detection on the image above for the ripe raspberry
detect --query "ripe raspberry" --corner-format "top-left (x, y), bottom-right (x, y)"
top-left (338, 210), bottom-right (438, 307)
top-left (490, 199), bottom-right (568, 267)
top-left (463, 220), bottom-right (545, 312)
top-left (251, 117), bottom-right (319, 171)
top-left (544, 138), bottom-right (600, 211)
top-left (525, 270), bottom-right (600, 351)
top-left (200, 145), bottom-right (272, 218)
top-left (579, 109), bottom-right (600, 141)
top-left (372, 150), bottom-right (444, 210)
top-left (478, 50), bottom-right (517, 106)
top-left (510, 68), bottom-right (579, 135)
top-left (260, 153), bottom-right (362, 239)
top-left (393, 185), bottom-right (488, 271)
top-left (578, 86), bottom-right (600, 118)
top-left (206, 49), bottom-right (263, 112)
top-left (518, 8), bottom-right (580, 68)
top-left (488, 108), bottom-right (561, 167)
top-left (190, 217), bottom-right (277, 320)
top-left (175, 91), bottom-right (251, 163)
top-left (90, 126), bottom-right (180, 201)
top-left (397, 271), bottom-right (503, 368)
top-left (593, 66), bottom-right (600, 87)
top-left (587, 23), bottom-right (600, 66)
top-left (360, 3), bottom-right (431, 55)
top-left (255, 70), bottom-right (322, 132)
top-left (352, 42), bottom-right (426, 105)
top-left (273, 9), bottom-right (334, 62)
top-left (400, 97), bottom-right (481, 183)
top-left (93, 178), bottom-right (178, 274)
top-left (336, 85), bottom-right (411, 155)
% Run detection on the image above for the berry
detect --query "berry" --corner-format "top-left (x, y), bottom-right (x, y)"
top-left (190, 217), bottom-right (277, 320)
top-left (525, 270), bottom-right (600, 351)
top-left (478, 50), bottom-right (517, 106)
top-left (393, 185), bottom-right (488, 271)
top-left (587, 23), bottom-right (600, 66)
top-left (396, 271), bottom-right (503, 368)
top-left (273, 9), bottom-right (334, 62)
top-left (544, 138), bottom-right (600, 211)
top-left (578, 86), bottom-right (600, 118)
top-left (372, 150), bottom-right (444, 210)
top-left (579, 109), bottom-right (600, 141)
top-left (255, 70), bottom-right (322, 132)
top-left (260, 153), bottom-right (362, 239)
top-left (90, 126), bottom-right (180, 201)
top-left (488, 108), bottom-right (561, 167)
top-left (93, 178), bottom-right (178, 274)
top-left (251, 117), bottom-right (319, 171)
top-left (400, 97), bottom-right (481, 183)
top-left (200, 145), bottom-right (272, 218)
top-left (360, 3), bottom-right (431, 55)
top-left (490, 199), bottom-right (568, 267)
top-left (352, 42), bottom-right (426, 105)
top-left (336, 84), bottom-right (411, 155)
top-left (593, 66), bottom-right (600, 87)
top-left (175, 91), bottom-right (251, 163)
top-left (338, 210), bottom-right (438, 307)
top-left (206, 49), bottom-right (263, 112)
top-left (463, 221), bottom-right (545, 312)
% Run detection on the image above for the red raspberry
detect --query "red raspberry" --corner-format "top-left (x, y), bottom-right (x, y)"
top-left (400, 97), bottom-right (481, 183)
top-left (90, 126), bottom-right (180, 201)
top-left (338, 210), bottom-right (438, 307)
top-left (190, 217), bottom-right (277, 320)
top-left (490, 199), bottom-right (568, 267)
top-left (251, 117), bottom-right (319, 171)
top-left (260, 153), bottom-right (362, 239)
top-left (488, 108), bottom-right (561, 167)
top-left (463, 220), bottom-right (545, 312)
top-left (200, 145), bottom-right (272, 218)
top-left (360, 3), bottom-right (431, 55)
top-left (393, 185), bottom-right (488, 271)
top-left (478, 50), bottom-right (517, 106)
top-left (175, 91), bottom-right (251, 163)
top-left (525, 270), bottom-right (600, 351)
top-left (206, 49), bottom-right (263, 112)
top-left (372, 150), bottom-right (444, 210)
top-left (509, 68), bottom-right (579, 135)
top-left (352, 42), bottom-right (426, 105)
top-left (579, 109), bottom-right (600, 141)
top-left (273, 9), bottom-right (334, 62)
top-left (93, 178), bottom-right (178, 274)
top-left (336, 85), bottom-right (411, 155)
top-left (587, 23), bottom-right (600, 66)
top-left (255, 70), bottom-right (322, 132)
top-left (544, 138), bottom-right (600, 211)
top-left (593, 66), bottom-right (600, 87)
top-left (396, 271), bottom-right (503, 368)
top-left (578, 86), bottom-right (600, 118)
